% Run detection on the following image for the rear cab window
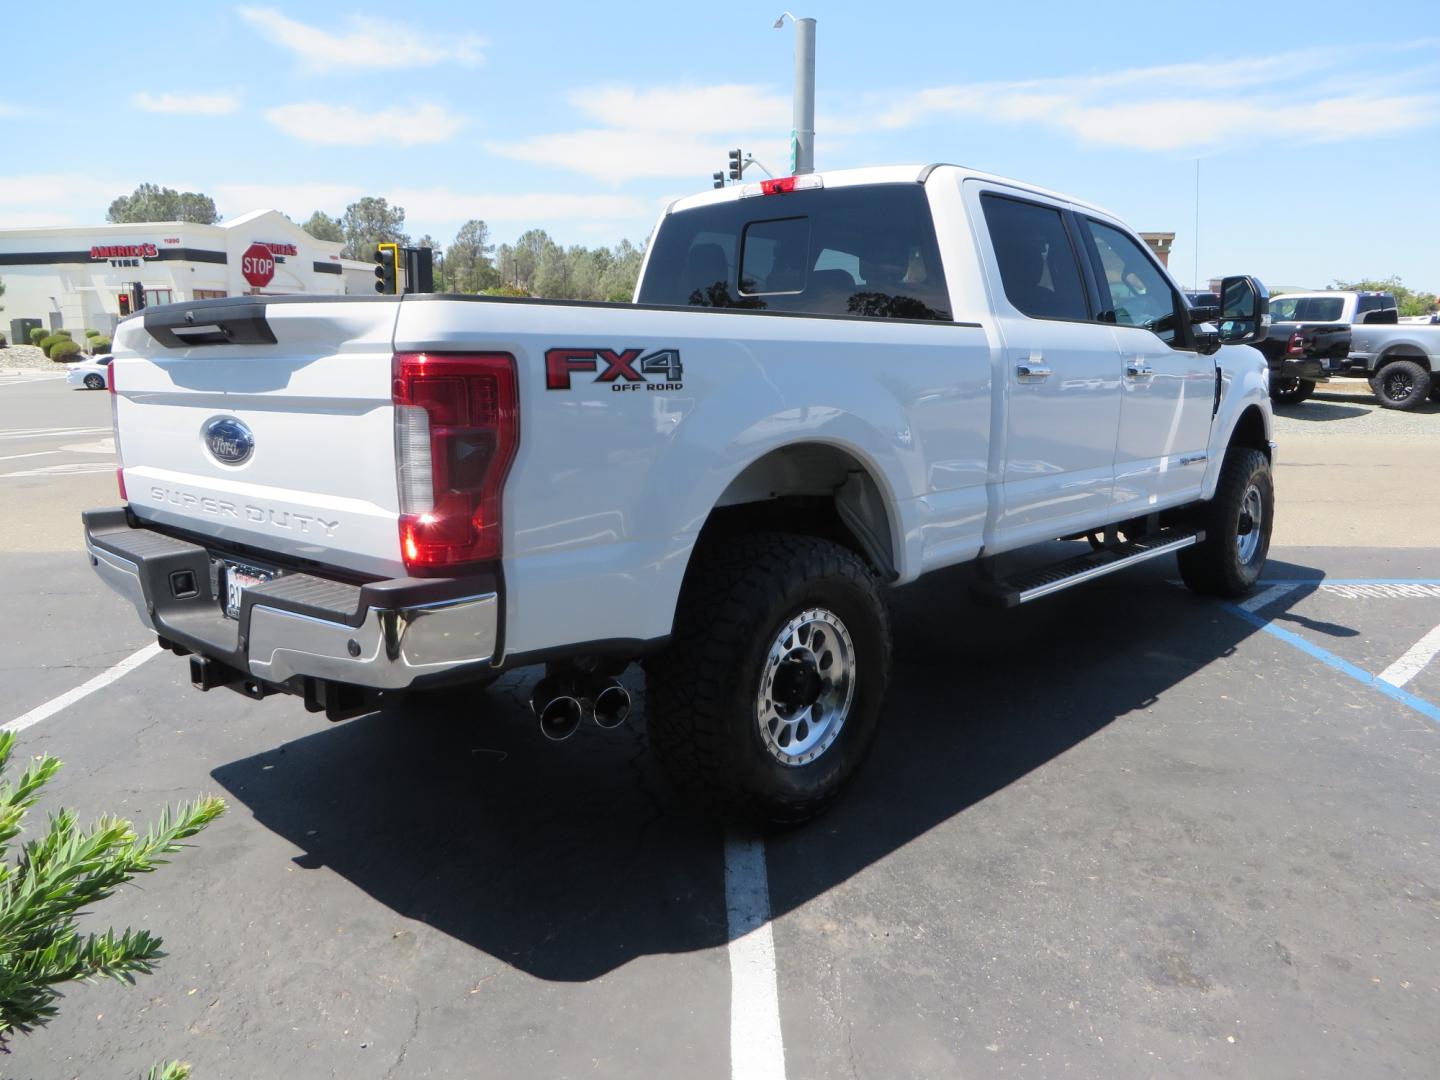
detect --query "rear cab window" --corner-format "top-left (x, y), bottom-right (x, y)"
top-left (638, 184), bottom-right (952, 321)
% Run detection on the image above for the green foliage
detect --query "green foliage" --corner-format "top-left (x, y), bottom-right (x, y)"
top-left (1330, 275), bottom-right (1438, 318)
top-left (444, 220), bottom-right (498, 294)
top-left (488, 229), bottom-right (645, 302)
top-left (90, 336), bottom-right (112, 352)
top-left (146, 1062), bottom-right (192, 1080)
top-left (340, 196), bottom-right (408, 260)
top-left (0, 333), bottom-right (7, 348)
top-left (28, 327), bottom-right (48, 346)
top-left (48, 340), bottom-right (82, 362)
top-left (301, 210), bottom-right (344, 244)
top-left (84, 328), bottom-right (101, 338)
top-left (0, 730), bottom-right (224, 1048)
top-left (38, 334), bottom-right (67, 356)
top-left (55, 329), bottom-right (73, 339)
top-left (107, 183), bottom-right (219, 225)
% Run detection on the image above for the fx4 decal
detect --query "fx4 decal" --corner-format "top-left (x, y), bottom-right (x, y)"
top-left (545, 348), bottom-right (684, 391)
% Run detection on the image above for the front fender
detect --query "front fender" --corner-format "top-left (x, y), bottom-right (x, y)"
top-left (1202, 343), bottom-right (1274, 500)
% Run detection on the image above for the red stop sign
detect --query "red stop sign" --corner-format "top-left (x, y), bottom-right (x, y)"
top-left (240, 242), bottom-right (275, 287)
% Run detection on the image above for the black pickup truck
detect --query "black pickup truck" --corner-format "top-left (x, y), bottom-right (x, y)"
top-left (1251, 294), bottom-right (1353, 404)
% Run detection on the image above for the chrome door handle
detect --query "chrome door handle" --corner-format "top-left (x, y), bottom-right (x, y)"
top-left (1126, 360), bottom-right (1154, 378)
top-left (1016, 353), bottom-right (1052, 380)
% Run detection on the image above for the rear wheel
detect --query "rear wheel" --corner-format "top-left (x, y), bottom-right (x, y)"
top-left (1178, 447), bottom-right (1273, 598)
top-left (1269, 377), bottom-right (1315, 404)
top-left (1370, 360), bottom-right (1431, 411)
top-left (83, 373), bottom-right (104, 390)
top-left (645, 533), bottom-right (890, 826)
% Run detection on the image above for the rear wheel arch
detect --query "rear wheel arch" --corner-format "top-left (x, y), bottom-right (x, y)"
top-left (693, 442), bottom-right (900, 582)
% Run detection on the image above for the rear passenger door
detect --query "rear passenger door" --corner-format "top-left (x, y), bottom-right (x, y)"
top-left (968, 184), bottom-right (1123, 546)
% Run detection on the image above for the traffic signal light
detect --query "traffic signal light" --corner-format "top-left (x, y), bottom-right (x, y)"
top-left (403, 246), bottom-right (434, 294)
top-left (117, 293), bottom-right (131, 317)
top-left (374, 242), bottom-right (399, 294)
top-left (713, 172), bottom-right (725, 189)
top-left (131, 282), bottom-right (147, 311)
top-left (727, 149), bottom-right (743, 181)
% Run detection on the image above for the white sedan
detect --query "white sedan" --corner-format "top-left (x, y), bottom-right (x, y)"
top-left (66, 355), bottom-right (113, 390)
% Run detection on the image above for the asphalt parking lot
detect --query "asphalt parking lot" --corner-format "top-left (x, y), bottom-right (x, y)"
top-left (3, 370), bottom-right (1438, 1079)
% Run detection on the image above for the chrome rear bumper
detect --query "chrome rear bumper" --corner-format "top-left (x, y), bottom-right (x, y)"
top-left (84, 508), bottom-right (499, 691)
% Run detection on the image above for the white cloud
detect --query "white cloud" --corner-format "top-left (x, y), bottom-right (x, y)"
top-left (264, 102), bottom-right (464, 146)
top-left (388, 187), bottom-right (653, 224)
top-left (875, 46), bottom-right (1439, 150)
top-left (573, 84), bottom-right (791, 134)
top-left (490, 81), bottom-right (796, 182)
top-left (0, 102), bottom-right (19, 116)
top-left (213, 182), bottom-right (364, 219)
top-left (133, 91), bottom-right (241, 115)
top-left (237, 7), bottom-right (484, 72)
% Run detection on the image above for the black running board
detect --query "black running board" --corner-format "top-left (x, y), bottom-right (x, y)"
top-left (971, 528), bottom-right (1204, 608)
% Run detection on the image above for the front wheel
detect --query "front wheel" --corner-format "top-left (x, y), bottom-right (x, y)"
top-left (1269, 377), bottom-right (1315, 405)
top-left (645, 533), bottom-right (891, 826)
top-left (1178, 447), bottom-right (1274, 598)
top-left (1370, 360), bottom-right (1432, 411)
top-left (83, 374), bottom-right (104, 390)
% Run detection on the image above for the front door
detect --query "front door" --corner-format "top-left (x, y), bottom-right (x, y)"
top-left (1078, 217), bottom-right (1215, 512)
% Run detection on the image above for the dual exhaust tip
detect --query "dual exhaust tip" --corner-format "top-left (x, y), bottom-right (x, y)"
top-left (531, 674), bottom-right (631, 741)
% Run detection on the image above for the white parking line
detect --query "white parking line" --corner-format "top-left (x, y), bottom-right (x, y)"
top-left (0, 450), bottom-right (58, 463)
top-left (3, 643), bottom-right (161, 734)
top-left (725, 832), bottom-right (787, 1080)
top-left (0, 427), bottom-right (109, 440)
top-left (0, 462), bottom-right (116, 479)
top-left (1237, 582), bottom-right (1302, 613)
top-left (1378, 623), bottom-right (1440, 689)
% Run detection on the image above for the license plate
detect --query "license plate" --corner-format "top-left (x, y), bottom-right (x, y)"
top-left (223, 562), bottom-right (274, 619)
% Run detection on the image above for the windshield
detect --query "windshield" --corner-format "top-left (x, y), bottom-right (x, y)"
top-left (1271, 296), bottom-right (1344, 322)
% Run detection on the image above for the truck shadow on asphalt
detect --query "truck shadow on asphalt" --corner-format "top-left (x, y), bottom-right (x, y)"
top-left (211, 551), bottom-right (1333, 983)
top-left (1272, 401), bottom-right (1371, 422)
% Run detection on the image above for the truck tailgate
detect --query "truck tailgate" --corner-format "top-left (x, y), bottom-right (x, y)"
top-left (112, 299), bottom-right (404, 577)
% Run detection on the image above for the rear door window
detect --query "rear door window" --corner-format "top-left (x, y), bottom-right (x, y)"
top-left (638, 184), bottom-right (951, 321)
top-left (979, 194), bottom-right (1089, 322)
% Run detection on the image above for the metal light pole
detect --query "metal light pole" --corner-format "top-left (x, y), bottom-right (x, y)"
top-left (774, 13), bottom-right (816, 174)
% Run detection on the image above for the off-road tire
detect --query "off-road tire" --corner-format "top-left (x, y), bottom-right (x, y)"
top-left (1269, 377), bottom-right (1315, 405)
top-left (645, 533), bottom-right (891, 826)
top-left (1369, 360), bottom-right (1432, 411)
top-left (1178, 447), bottom-right (1273, 598)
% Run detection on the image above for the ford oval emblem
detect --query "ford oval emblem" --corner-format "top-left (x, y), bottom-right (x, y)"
top-left (202, 416), bottom-right (254, 466)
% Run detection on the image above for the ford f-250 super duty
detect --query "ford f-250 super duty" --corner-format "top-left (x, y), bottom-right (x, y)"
top-left (85, 164), bottom-right (1276, 824)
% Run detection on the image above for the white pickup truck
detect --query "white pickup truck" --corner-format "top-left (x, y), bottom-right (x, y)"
top-left (86, 164), bottom-right (1276, 824)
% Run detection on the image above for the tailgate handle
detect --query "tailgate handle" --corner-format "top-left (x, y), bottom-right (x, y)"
top-left (142, 300), bottom-right (278, 349)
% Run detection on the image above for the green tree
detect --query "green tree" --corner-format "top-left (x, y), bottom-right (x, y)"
top-left (340, 197), bottom-right (408, 260)
top-left (1330, 275), bottom-right (1438, 317)
top-left (0, 731), bottom-right (224, 1049)
top-left (107, 184), bottom-right (219, 225)
top-left (301, 210), bottom-right (344, 244)
top-left (445, 219), bottom-right (498, 294)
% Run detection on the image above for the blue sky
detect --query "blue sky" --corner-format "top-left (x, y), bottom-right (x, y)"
top-left (2, 1), bottom-right (1437, 291)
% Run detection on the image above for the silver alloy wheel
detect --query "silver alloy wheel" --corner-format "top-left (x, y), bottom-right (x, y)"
top-left (756, 607), bottom-right (857, 767)
top-left (1237, 483), bottom-right (1264, 565)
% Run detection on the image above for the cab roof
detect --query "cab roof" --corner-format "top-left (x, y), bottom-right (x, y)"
top-left (665, 163), bottom-right (1121, 221)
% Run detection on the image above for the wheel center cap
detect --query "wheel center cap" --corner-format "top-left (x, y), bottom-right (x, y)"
top-left (773, 651), bottom-right (823, 710)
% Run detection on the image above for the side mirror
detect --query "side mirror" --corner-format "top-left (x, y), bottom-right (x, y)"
top-left (1217, 275), bottom-right (1270, 346)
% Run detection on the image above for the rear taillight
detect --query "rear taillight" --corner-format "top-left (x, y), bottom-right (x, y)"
top-left (392, 352), bottom-right (519, 574)
top-left (109, 362), bottom-right (126, 501)
top-left (1286, 332), bottom-right (1305, 357)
